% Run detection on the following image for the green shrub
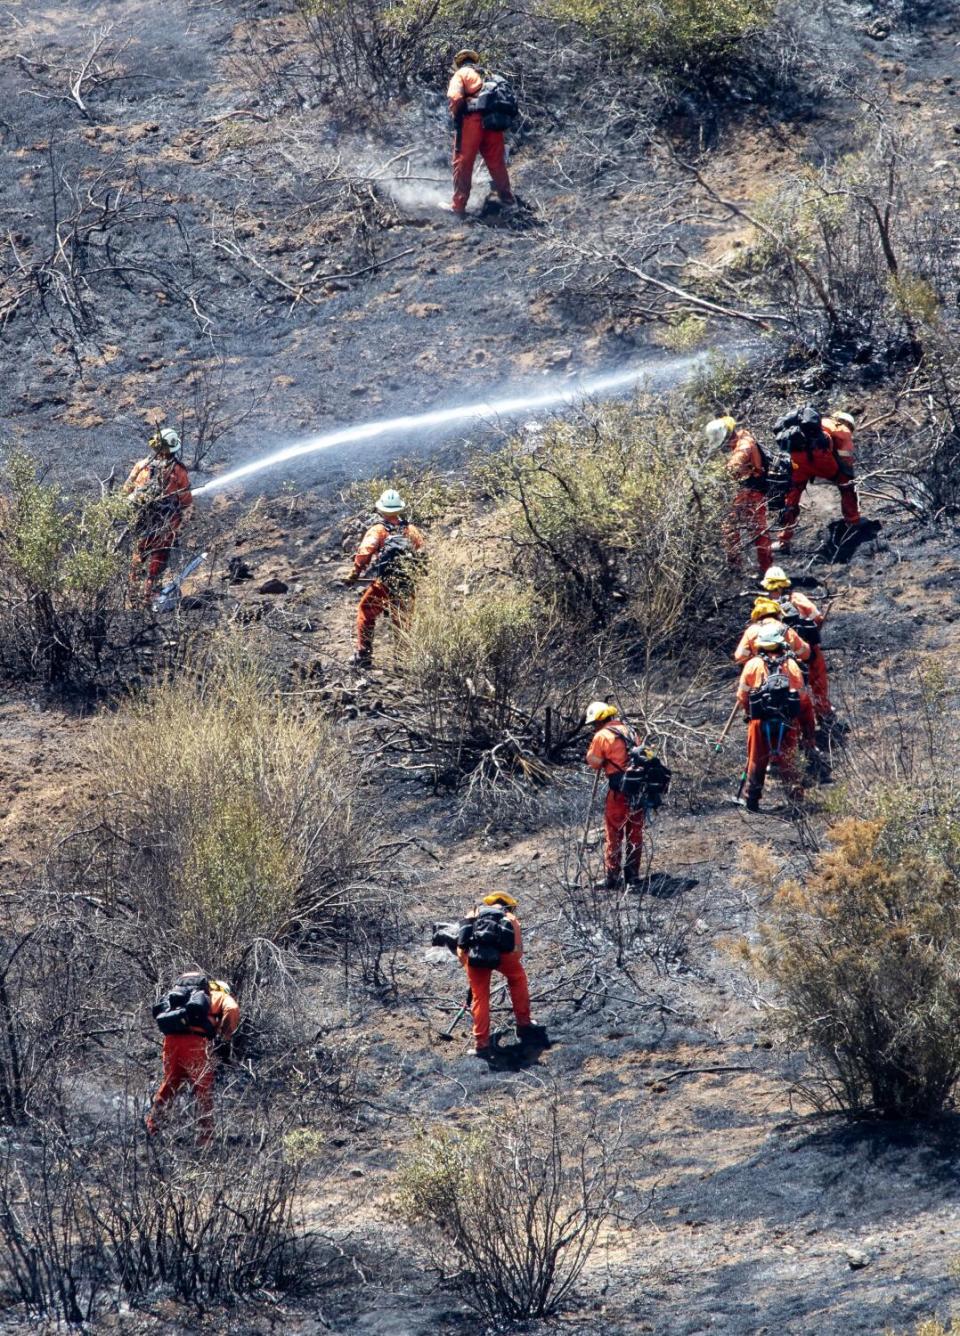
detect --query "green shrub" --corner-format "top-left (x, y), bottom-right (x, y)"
top-left (68, 637), bottom-right (386, 990)
top-left (479, 401), bottom-right (727, 663)
top-left (395, 1099), bottom-right (620, 1323)
top-left (746, 805), bottom-right (960, 1119)
top-left (0, 453), bottom-right (128, 686)
top-left (399, 546), bottom-right (594, 801)
top-left (543, 0), bottom-right (774, 73)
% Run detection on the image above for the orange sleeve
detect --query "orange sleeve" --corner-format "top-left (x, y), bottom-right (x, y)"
top-left (354, 523), bottom-right (387, 573)
top-left (733, 625), bottom-right (756, 663)
top-left (726, 431), bottom-right (761, 483)
top-left (508, 912), bottom-right (523, 957)
top-left (785, 627), bottom-right (811, 662)
top-left (407, 523), bottom-right (426, 552)
top-left (211, 991), bottom-right (240, 1039)
top-left (169, 463), bottom-right (192, 510)
top-left (825, 421), bottom-right (854, 461)
top-left (585, 731), bottom-right (607, 771)
top-left (737, 660), bottom-right (762, 709)
top-left (122, 459), bottom-right (150, 495)
top-left (791, 591), bottom-right (823, 624)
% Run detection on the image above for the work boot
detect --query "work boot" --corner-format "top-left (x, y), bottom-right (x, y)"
top-left (603, 869), bottom-right (621, 890)
top-left (473, 1046), bottom-right (494, 1064)
top-left (745, 795), bottom-right (761, 813)
top-left (352, 648), bottom-right (372, 668)
top-left (517, 1024), bottom-right (551, 1049)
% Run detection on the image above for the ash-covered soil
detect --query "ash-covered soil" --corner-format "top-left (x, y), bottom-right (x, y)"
top-left (4, 0), bottom-right (960, 1333)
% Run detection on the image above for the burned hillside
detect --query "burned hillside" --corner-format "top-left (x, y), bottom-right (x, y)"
top-left (2, 1), bottom-right (960, 1334)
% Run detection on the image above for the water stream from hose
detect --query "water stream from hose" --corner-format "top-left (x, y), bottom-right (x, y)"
top-left (192, 351), bottom-right (713, 498)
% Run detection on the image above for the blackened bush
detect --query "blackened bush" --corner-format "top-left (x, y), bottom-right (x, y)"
top-left (747, 809), bottom-right (960, 1119)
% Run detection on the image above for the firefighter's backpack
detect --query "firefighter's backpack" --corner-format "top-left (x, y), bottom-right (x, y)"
top-left (748, 663), bottom-right (802, 722)
top-left (152, 972), bottom-right (215, 1037)
top-left (778, 598), bottom-right (821, 646)
top-left (607, 726), bottom-right (672, 809)
top-left (460, 906), bottom-right (516, 969)
top-left (466, 75), bottom-right (520, 131)
top-left (369, 522), bottom-right (425, 594)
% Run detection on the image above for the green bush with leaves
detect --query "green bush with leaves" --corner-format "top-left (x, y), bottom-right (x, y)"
top-left (67, 637), bottom-right (386, 992)
top-left (746, 801), bottom-right (960, 1119)
top-left (0, 453), bottom-right (128, 686)
top-left (395, 1099), bottom-right (620, 1323)
top-left (543, 0), bottom-right (774, 73)
top-left (479, 401), bottom-right (728, 666)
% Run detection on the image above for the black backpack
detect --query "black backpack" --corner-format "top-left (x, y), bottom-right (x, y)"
top-left (152, 972), bottom-right (215, 1038)
top-left (774, 405), bottom-right (830, 458)
top-left (607, 725), bottom-right (672, 810)
top-left (777, 598), bottom-right (821, 647)
top-left (369, 521), bottom-right (426, 595)
top-left (459, 905), bottom-right (516, 969)
top-left (754, 437), bottom-right (792, 511)
top-left (467, 74), bottom-right (519, 131)
top-left (747, 657), bottom-right (802, 723)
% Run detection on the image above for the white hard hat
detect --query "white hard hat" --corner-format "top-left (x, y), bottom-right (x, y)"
top-left (761, 565), bottom-right (791, 590)
top-left (585, 700), bottom-right (617, 725)
top-left (833, 412), bottom-right (856, 430)
top-left (376, 488), bottom-right (406, 515)
top-left (151, 427), bottom-right (182, 455)
top-left (704, 416), bottom-right (736, 449)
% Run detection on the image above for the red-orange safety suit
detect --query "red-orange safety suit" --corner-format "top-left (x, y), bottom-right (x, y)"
top-left (737, 654), bottom-right (815, 806)
top-left (457, 909), bottom-right (532, 1052)
top-left (146, 986), bottom-right (239, 1141)
top-left (776, 590), bottom-right (832, 719)
top-left (723, 428), bottom-right (772, 575)
top-left (734, 617), bottom-right (811, 666)
top-left (353, 516), bottom-right (426, 656)
top-left (779, 417), bottom-right (860, 547)
top-left (123, 455), bottom-right (193, 595)
top-left (447, 65), bottom-right (514, 214)
top-left (586, 718), bottom-right (644, 880)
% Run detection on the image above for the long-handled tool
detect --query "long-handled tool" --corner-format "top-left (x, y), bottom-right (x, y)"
top-left (439, 987), bottom-right (472, 1041)
top-left (581, 767), bottom-right (601, 853)
top-left (714, 699), bottom-right (740, 753)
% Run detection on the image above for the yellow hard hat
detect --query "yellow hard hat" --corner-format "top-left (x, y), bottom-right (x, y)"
top-left (482, 892), bottom-right (518, 909)
top-left (761, 565), bottom-right (791, 591)
top-left (833, 411), bottom-right (856, 430)
top-left (585, 700), bottom-right (617, 725)
top-left (751, 597), bottom-right (782, 621)
top-left (453, 48), bottom-right (481, 68)
top-left (209, 978), bottom-right (232, 994)
top-left (704, 415), bottom-right (736, 449)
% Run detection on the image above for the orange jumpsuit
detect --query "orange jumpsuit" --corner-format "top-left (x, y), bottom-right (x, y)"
top-left (586, 719), bottom-right (644, 880)
top-left (776, 590), bottom-right (831, 718)
top-left (723, 428), bottom-right (772, 575)
top-left (353, 517), bottom-right (425, 656)
top-left (147, 987), bottom-right (239, 1141)
top-left (779, 418), bottom-right (860, 546)
top-left (447, 66), bottom-right (514, 214)
top-left (123, 455), bottom-right (193, 594)
top-left (457, 910), bottom-right (531, 1052)
top-left (737, 654), bottom-right (815, 806)
top-left (734, 617), bottom-right (810, 665)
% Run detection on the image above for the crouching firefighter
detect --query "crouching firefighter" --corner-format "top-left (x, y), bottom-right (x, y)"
top-left (774, 407), bottom-right (862, 553)
top-left (146, 973), bottom-right (239, 1143)
top-left (450, 893), bottom-right (548, 1061)
top-left (122, 426), bottom-right (193, 602)
top-left (585, 701), bottom-right (671, 888)
top-left (706, 415), bottom-right (777, 577)
top-left (736, 626), bottom-right (817, 812)
top-left (345, 489), bottom-right (426, 667)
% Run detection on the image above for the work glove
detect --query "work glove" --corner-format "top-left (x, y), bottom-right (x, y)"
top-left (344, 568), bottom-right (360, 586)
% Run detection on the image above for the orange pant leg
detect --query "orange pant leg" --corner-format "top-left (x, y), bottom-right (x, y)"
top-left (807, 647), bottom-right (831, 718)
top-left (150, 1034), bottom-right (211, 1132)
top-left (603, 789), bottom-right (644, 876)
top-left (745, 718), bottom-right (771, 803)
top-left (780, 457), bottom-right (813, 545)
top-left (497, 951), bottom-right (531, 1030)
top-left (464, 961), bottom-right (492, 1050)
top-left (478, 128), bottom-right (513, 201)
top-left (356, 580), bottom-right (391, 653)
top-left (770, 724), bottom-right (803, 796)
top-left (452, 114), bottom-right (483, 212)
top-left (726, 490), bottom-right (772, 574)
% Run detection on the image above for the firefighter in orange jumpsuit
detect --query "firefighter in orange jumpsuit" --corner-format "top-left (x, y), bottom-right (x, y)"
top-left (706, 416), bottom-right (773, 575)
top-left (456, 893), bottom-right (539, 1060)
top-left (737, 626), bottom-right (816, 812)
top-left (760, 566), bottom-right (833, 722)
top-left (146, 977), bottom-right (239, 1143)
top-left (345, 488), bottom-right (425, 667)
top-left (122, 427), bottom-right (193, 601)
top-left (585, 701), bottom-right (645, 888)
top-left (734, 596), bottom-right (811, 667)
top-left (446, 49), bottom-right (515, 217)
top-left (778, 411), bottom-right (860, 552)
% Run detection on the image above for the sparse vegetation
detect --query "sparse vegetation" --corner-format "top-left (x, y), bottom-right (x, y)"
top-left (395, 1098), bottom-right (621, 1323)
